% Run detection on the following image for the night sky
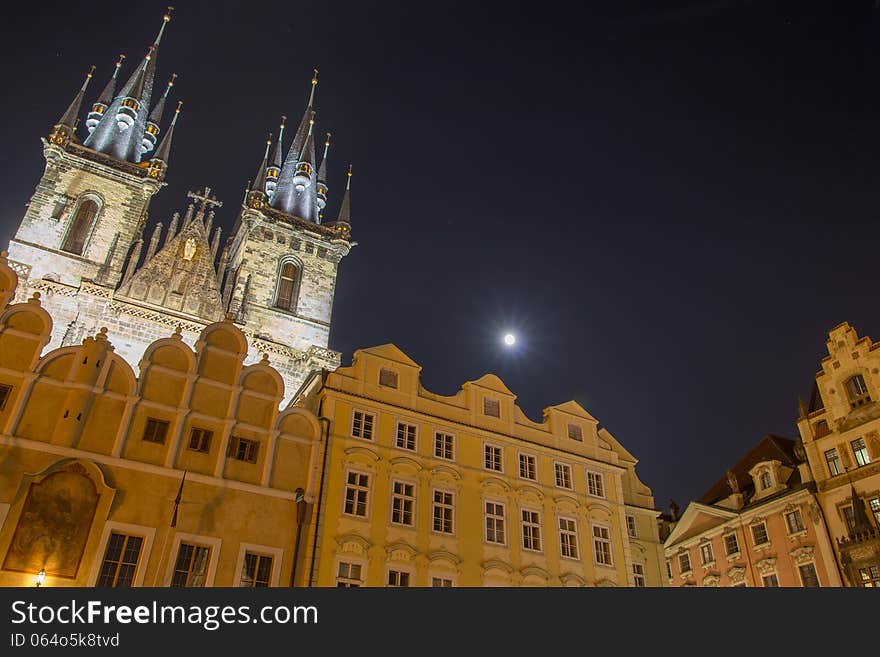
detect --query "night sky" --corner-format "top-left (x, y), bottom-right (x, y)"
top-left (2, 0), bottom-right (880, 514)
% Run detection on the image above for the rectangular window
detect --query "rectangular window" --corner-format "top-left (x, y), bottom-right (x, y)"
top-left (762, 573), bottom-right (780, 587)
top-left (554, 462), bottom-right (572, 489)
top-left (433, 490), bottom-right (454, 534)
top-left (395, 422), bottom-right (417, 451)
top-left (700, 543), bottom-right (714, 565)
top-left (785, 509), bottom-right (805, 534)
top-left (142, 417), bottom-right (169, 444)
top-left (391, 481), bottom-right (415, 527)
top-left (434, 432), bottom-right (454, 460)
top-left (678, 551), bottom-right (692, 573)
top-left (665, 560), bottom-right (672, 579)
top-left (485, 501), bottom-right (506, 544)
top-left (567, 423), bottom-right (583, 441)
top-left (337, 562), bottom-right (363, 587)
top-left (825, 449), bottom-right (842, 477)
top-left (592, 524), bottom-right (612, 566)
top-left (751, 522), bottom-right (769, 546)
top-left (0, 383), bottom-right (12, 410)
top-left (387, 570), bottom-right (410, 587)
top-left (843, 506), bottom-right (855, 533)
top-left (723, 533), bottom-right (740, 556)
top-left (484, 444), bottom-right (503, 472)
top-left (859, 565), bottom-right (880, 587)
top-left (799, 563), bottom-right (820, 588)
top-left (379, 368), bottom-right (398, 388)
top-left (559, 517), bottom-right (579, 560)
top-left (171, 543), bottom-right (211, 587)
top-left (626, 515), bottom-right (637, 538)
top-left (587, 471), bottom-right (605, 498)
top-left (344, 471), bottom-right (370, 517)
top-left (96, 532), bottom-right (143, 588)
top-left (352, 410), bottom-right (375, 440)
top-left (870, 498), bottom-right (880, 528)
top-left (522, 509), bottom-right (542, 552)
top-left (188, 428), bottom-right (212, 453)
top-left (240, 552), bottom-right (273, 587)
top-left (227, 436), bottom-right (259, 463)
top-left (852, 437), bottom-right (870, 467)
top-left (483, 397), bottom-right (500, 417)
top-left (431, 577), bottom-right (453, 587)
top-left (519, 453), bottom-right (536, 480)
top-left (632, 563), bottom-right (646, 587)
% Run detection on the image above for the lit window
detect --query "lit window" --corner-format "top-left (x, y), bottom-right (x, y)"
top-left (171, 542), bottom-right (211, 587)
top-left (352, 410), bottom-right (375, 440)
top-left (851, 437), bottom-right (870, 467)
top-left (142, 417), bottom-right (169, 444)
top-left (97, 533), bottom-right (143, 588)
top-left (519, 454), bottom-right (536, 480)
top-left (434, 432), bottom-right (454, 460)
top-left (632, 563), bottom-right (646, 587)
top-left (337, 562), bottom-right (363, 587)
top-left (762, 573), bottom-right (780, 587)
top-left (785, 509), bottom-right (805, 534)
top-left (484, 444), bottom-right (503, 472)
top-left (626, 515), bottom-right (637, 538)
top-left (240, 553), bottom-right (273, 588)
top-left (344, 471), bottom-right (370, 517)
top-left (592, 524), bottom-right (612, 566)
top-left (522, 509), bottom-right (542, 551)
top-left (395, 422), bottom-right (417, 451)
top-left (61, 198), bottom-right (99, 255)
top-left (391, 481), bottom-right (415, 527)
top-left (554, 462), bottom-right (572, 489)
top-left (387, 570), bottom-right (410, 587)
top-left (274, 261), bottom-right (299, 311)
top-left (845, 374), bottom-right (871, 408)
top-left (379, 368), bottom-right (398, 388)
top-left (188, 428), bottom-right (212, 453)
top-left (227, 436), bottom-right (259, 463)
top-left (678, 551), bottom-right (692, 573)
top-left (859, 565), bottom-right (880, 587)
top-left (825, 449), bottom-right (842, 476)
top-left (798, 563), bottom-right (819, 588)
top-left (485, 501), bottom-right (506, 544)
top-left (700, 543), bottom-right (714, 565)
top-left (760, 471), bottom-right (772, 489)
top-left (751, 522), bottom-right (769, 546)
top-left (432, 490), bottom-right (454, 534)
top-left (587, 471), bottom-right (605, 498)
top-left (483, 397), bottom-right (500, 417)
top-left (870, 498), bottom-right (880, 528)
top-left (567, 423), bottom-right (583, 441)
top-left (723, 533), bottom-right (740, 556)
top-left (559, 517), bottom-right (580, 560)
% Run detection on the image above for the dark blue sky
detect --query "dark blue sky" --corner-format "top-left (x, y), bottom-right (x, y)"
top-left (2, 0), bottom-right (879, 512)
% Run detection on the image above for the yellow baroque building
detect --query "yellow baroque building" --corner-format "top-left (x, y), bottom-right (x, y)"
top-left (0, 254), bottom-right (323, 588)
top-left (294, 343), bottom-right (665, 587)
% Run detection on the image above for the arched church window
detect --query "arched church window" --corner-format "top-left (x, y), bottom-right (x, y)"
top-left (274, 261), bottom-right (299, 311)
top-left (61, 198), bottom-right (99, 255)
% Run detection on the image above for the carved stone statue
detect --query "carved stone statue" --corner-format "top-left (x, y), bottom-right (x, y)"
top-left (726, 470), bottom-right (740, 494)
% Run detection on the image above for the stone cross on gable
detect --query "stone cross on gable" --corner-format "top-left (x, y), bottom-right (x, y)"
top-left (186, 187), bottom-right (223, 213)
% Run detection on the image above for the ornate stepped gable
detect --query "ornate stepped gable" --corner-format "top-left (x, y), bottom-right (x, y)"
top-left (117, 188), bottom-right (224, 322)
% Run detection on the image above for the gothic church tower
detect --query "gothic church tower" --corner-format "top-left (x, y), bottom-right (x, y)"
top-left (4, 9), bottom-right (356, 404)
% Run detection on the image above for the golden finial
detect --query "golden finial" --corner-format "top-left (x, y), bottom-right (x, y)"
top-left (266, 131), bottom-right (273, 146)
top-left (307, 70), bottom-right (318, 107)
top-left (168, 73), bottom-right (177, 88)
top-left (87, 65), bottom-right (95, 79)
top-left (312, 68), bottom-right (319, 85)
top-left (280, 115), bottom-right (287, 130)
top-left (164, 6), bottom-right (174, 22)
top-left (145, 44), bottom-right (155, 61)
top-left (309, 110), bottom-right (315, 126)
top-left (116, 53), bottom-right (126, 68)
top-left (346, 164), bottom-right (352, 190)
top-left (325, 132), bottom-right (331, 148)
top-left (175, 100), bottom-right (183, 113)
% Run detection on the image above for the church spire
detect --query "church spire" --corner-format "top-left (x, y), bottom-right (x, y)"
top-left (49, 66), bottom-right (94, 146)
top-left (266, 115), bottom-right (286, 198)
top-left (87, 54), bottom-right (125, 133)
top-left (270, 70), bottom-right (319, 215)
top-left (292, 113), bottom-right (315, 192)
top-left (143, 73), bottom-right (176, 155)
top-left (247, 134), bottom-right (273, 209)
top-left (149, 101), bottom-right (181, 180)
top-left (316, 132), bottom-right (331, 214)
top-left (332, 165), bottom-right (352, 238)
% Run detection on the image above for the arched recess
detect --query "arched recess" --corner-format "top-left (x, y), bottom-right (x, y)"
top-left (0, 299), bottom-right (53, 370)
top-left (272, 256), bottom-right (303, 312)
top-left (61, 193), bottom-right (103, 256)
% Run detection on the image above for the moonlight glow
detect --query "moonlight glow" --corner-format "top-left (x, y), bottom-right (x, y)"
top-left (503, 333), bottom-right (516, 346)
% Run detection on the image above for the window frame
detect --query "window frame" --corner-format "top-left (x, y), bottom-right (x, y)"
top-left (187, 427), bottom-right (213, 453)
top-left (554, 461), bottom-right (573, 490)
top-left (700, 542), bottom-right (714, 566)
top-left (851, 437), bottom-right (870, 467)
top-left (751, 521), bottom-right (770, 547)
top-left (591, 522), bottom-right (613, 567)
top-left (483, 442), bottom-right (504, 473)
top-left (825, 448), bottom-right (842, 477)
top-left (88, 521), bottom-right (155, 588)
top-left (798, 562), bottom-right (820, 588)
top-left (387, 568), bottom-right (412, 587)
top-left (395, 420), bottom-right (418, 452)
top-left (0, 383), bottom-right (12, 411)
top-left (632, 563), bottom-right (646, 587)
top-left (336, 559), bottom-right (365, 587)
top-left (227, 436), bottom-right (259, 463)
top-left (431, 487), bottom-right (455, 535)
top-left (351, 409), bottom-right (376, 441)
top-left (587, 470), bottom-right (606, 498)
top-left (678, 550), bottom-right (692, 574)
top-left (483, 397), bottom-right (500, 417)
top-left (378, 367), bottom-right (399, 389)
top-left (521, 507), bottom-right (543, 553)
top-left (723, 532), bottom-right (740, 556)
top-left (433, 431), bottom-right (455, 461)
top-left (484, 499), bottom-right (507, 546)
top-left (626, 514), bottom-right (638, 538)
top-left (343, 469), bottom-right (371, 519)
top-left (60, 194), bottom-right (102, 256)
top-left (272, 257), bottom-right (303, 313)
top-left (785, 509), bottom-right (805, 535)
top-left (567, 423), bottom-right (583, 441)
top-left (559, 515), bottom-right (580, 561)
top-left (234, 542), bottom-right (283, 588)
top-left (163, 532), bottom-right (222, 587)
top-left (390, 479), bottom-right (416, 528)
top-left (142, 417), bottom-right (169, 444)
top-left (518, 452), bottom-right (537, 481)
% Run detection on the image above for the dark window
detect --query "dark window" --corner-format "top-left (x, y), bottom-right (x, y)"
top-left (567, 423), bottom-right (583, 441)
top-left (483, 398), bottom-right (500, 417)
top-left (240, 553), bottom-right (273, 587)
top-left (799, 563), bottom-right (820, 588)
top-left (143, 418), bottom-right (169, 444)
top-left (171, 542), bottom-right (211, 587)
top-left (188, 428), bottom-right (212, 453)
top-left (379, 368), bottom-right (398, 388)
top-left (61, 199), bottom-right (99, 255)
top-left (724, 533), bottom-right (740, 555)
top-left (825, 449), bottom-right (842, 476)
top-left (96, 533), bottom-right (143, 587)
top-left (0, 383), bottom-right (12, 410)
top-left (274, 262), bottom-right (298, 310)
top-left (845, 374), bottom-right (871, 408)
top-left (227, 436), bottom-right (259, 463)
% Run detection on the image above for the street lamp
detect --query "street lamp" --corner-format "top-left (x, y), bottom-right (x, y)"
top-left (35, 569), bottom-right (45, 587)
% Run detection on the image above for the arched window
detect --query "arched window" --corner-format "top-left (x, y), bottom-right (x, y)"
top-left (61, 198), bottom-right (99, 255)
top-left (760, 471), bottom-right (772, 490)
top-left (274, 261), bottom-right (299, 311)
top-left (845, 374), bottom-right (871, 409)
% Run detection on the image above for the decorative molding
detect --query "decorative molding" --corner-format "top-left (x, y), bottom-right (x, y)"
top-left (755, 557), bottom-right (777, 575)
top-left (334, 533), bottom-right (371, 556)
top-left (790, 545), bottom-right (815, 565)
top-left (727, 566), bottom-right (746, 584)
top-left (385, 541), bottom-right (418, 563)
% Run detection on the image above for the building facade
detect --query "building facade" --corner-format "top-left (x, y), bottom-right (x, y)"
top-left (295, 344), bottom-right (665, 587)
top-left (5, 9), bottom-right (354, 406)
top-left (796, 322), bottom-right (880, 586)
top-left (0, 255), bottom-right (323, 587)
top-left (663, 435), bottom-right (841, 587)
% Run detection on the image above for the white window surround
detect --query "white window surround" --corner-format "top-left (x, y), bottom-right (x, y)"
top-left (335, 558), bottom-right (367, 587)
top-left (233, 542), bottom-right (284, 587)
top-left (518, 452), bottom-right (538, 481)
top-left (429, 573), bottom-right (457, 587)
top-left (554, 461), bottom-right (573, 490)
top-left (587, 470), bottom-right (605, 498)
top-left (521, 507), bottom-right (543, 553)
top-left (87, 521), bottom-right (157, 588)
top-left (386, 566), bottom-right (414, 587)
top-left (351, 409), bottom-right (376, 440)
top-left (342, 468), bottom-right (372, 520)
top-left (431, 487), bottom-right (456, 535)
top-left (484, 499), bottom-right (507, 546)
top-left (163, 532), bottom-right (222, 587)
top-left (390, 478), bottom-right (417, 527)
top-left (433, 431), bottom-right (456, 461)
top-left (559, 515), bottom-right (580, 561)
top-left (591, 522), bottom-right (614, 568)
top-left (483, 442), bottom-right (504, 473)
top-left (394, 419), bottom-right (418, 451)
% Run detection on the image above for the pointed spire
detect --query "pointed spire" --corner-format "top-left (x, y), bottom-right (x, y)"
top-left (334, 165), bottom-right (352, 233)
top-left (216, 243), bottom-right (229, 279)
top-left (87, 55), bottom-right (125, 134)
top-left (266, 115), bottom-right (286, 197)
top-left (248, 134), bottom-right (273, 209)
top-left (210, 226), bottom-right (222, 260)
top-left (316, 132), bottom-right (331, 213)
top-left (51, 66), bottom-right (94, 144)
top-left (143, 73), bottom-right (176, 155)
top-left (849, 483), bottom-right (874, 538)
top-left (150, 101), bottom-right (181, 178)
top-left (292, 114), bottom-right (316, 192)
top-left (165, 211), bottom-right (180, 249)
top-left (146, 223), bottom-right (163, 262)
top-left (205, 211), bottom-right (215, 235)
top-left (121, 237), bottom-right (144, 286)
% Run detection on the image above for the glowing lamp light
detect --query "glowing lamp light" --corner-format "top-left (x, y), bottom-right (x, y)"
top-left (504, 333), bottom-right (516, 346)
top-left (35, 569), bottom-right (46, 587)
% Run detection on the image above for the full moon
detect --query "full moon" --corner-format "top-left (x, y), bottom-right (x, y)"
top-left (503, 333), bottom-right (516, 346)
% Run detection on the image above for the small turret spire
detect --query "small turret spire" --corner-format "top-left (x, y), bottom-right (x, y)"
top-left (154, 6), bottom-right (173, 47)
top-left (51, 66), bottom-right (94, 145)
top-left (266, 116), bottom-right (286, 197)
top-left (143, 73), bottom-right (176, 154)
top-left (292, 112), bottom-right (316, 192)
top-left (88, 55), bottom-right (125, 133)
top-left (316, 132), bottom-right (331, 213)
top-left (248, 133), bottom-right (273, 209)
top-left (333, 165), bottom-right (352, 236)
top-left (149, 101), bottom-right (181, 179)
